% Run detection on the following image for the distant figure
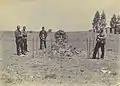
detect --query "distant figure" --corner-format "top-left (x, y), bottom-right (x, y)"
top-left (22, 26), bottom-right (29, 52)
top-left (92, 28), bottom-right (106, 59)
top-left (39, 26), bottom-right (47, 50)
top-left (110, 28), bottom-right (112, 33)
top-left (15, 25), bottom-right (25, 55)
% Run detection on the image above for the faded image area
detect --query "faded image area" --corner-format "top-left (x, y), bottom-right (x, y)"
top-left (0, 0), bottom-right (120, 86)
top-left (0, 30), bottom-right (119, 86)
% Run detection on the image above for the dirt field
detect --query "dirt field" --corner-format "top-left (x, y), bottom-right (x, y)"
top-left (0, 31), bottom-right (119, 86)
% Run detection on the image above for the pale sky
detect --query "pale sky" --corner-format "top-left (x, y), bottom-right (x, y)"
top-left (0, 0), bottom-right (120, 31)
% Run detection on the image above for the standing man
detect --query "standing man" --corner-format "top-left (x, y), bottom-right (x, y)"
top-left (15, 25), bottom-right (25, 56)
top-left (22, 26), bottom-right (29, 52)
top-left (92, 28), bottom-right (106, 59)
top-left (39, 26), bottom-right (47, 50)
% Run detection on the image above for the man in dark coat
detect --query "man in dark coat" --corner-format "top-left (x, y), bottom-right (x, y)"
top-left (15, 25), bottom-right (25, 55)
top-left (92, 28), bottom-right (106, 59)
top-left (22, 26), bottom-right (29, 52)
top-left (39, 26), bottom-right (47, 50)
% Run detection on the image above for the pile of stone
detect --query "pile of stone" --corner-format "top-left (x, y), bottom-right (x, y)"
top-left (54, 30), bottom-right (68, 45)
top-left (48, 30), bottom-right (87, 57)
top-left (51, 44), bottom-right (84, 57)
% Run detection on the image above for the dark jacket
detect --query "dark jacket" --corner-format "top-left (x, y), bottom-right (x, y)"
top-left (15, 30), bottom-right (22, 43)
top-left (96, 31), bottom-right (106, 44)
top-left (22, 30), bottom-right (27, 40)
top-left (39, 30), bottom-right (47, 40)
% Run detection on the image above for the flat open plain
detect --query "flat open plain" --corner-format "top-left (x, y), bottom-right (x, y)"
top-left (0, 31), bottom-right (119, 86)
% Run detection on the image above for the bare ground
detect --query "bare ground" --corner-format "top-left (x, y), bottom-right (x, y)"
top-left (0, 31), bottom-right (119, 86)
top-left (0, 49), bottom-right (119, 86)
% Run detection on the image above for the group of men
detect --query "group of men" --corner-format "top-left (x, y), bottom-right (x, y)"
top-left (15, 26), bottom-right (47, 56)
top-left (15, 25), bottom-right (29, 56)
top-left (92, 28), bottom-right (106, 59)
top-left (15, 25), bottom-right (106, 59)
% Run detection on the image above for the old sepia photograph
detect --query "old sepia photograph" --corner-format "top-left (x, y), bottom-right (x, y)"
top-left (0, 0), bottom-right (120, 86)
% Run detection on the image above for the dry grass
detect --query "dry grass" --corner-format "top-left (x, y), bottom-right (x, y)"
top-left (0, 31), bottom-right (119, 86)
